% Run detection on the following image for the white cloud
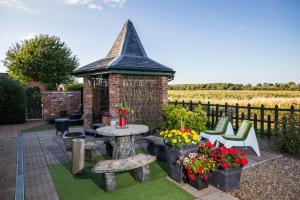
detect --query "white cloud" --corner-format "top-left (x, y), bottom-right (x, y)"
top-left (103, 0), bottom-right (126, 7)
top-left (21, 32), bottom-right (38, 40)
top-left (58, 0), bottom-right (126, 11)
top-left (0, 0), bottom-right (30, 11)
top-left (88, 3), bottom-right (102, 10)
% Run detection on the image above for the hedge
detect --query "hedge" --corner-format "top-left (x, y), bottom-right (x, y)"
top-left (0, 77), bottom-right (26, 124)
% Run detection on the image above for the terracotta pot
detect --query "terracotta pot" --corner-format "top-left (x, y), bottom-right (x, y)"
top-left (119, 117), bottom-right (126, 127)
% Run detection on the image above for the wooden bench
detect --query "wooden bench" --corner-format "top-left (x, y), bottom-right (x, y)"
top-left (92, 154), bottom-right (156, 192)
top-left (143, 136), bottom-right (166, 161)
top-left (85, 141), bottom-right (104, 161)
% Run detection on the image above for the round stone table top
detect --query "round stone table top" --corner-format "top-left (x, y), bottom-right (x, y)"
top-left (96, 124), bottom-right (149, 137)
top-left (54, 118), bottom-right (69, 122)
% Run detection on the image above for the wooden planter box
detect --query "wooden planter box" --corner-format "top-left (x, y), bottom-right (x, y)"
top-left (211, 167), bottom-right (242, 192)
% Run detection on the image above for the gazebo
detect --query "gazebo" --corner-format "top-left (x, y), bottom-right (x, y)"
top-left (73, 20), bottom-right (175, 129)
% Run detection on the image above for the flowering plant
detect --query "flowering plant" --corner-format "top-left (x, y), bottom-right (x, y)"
top-left (160, 128), bottom-right (200, 149)
top-left (115, 104), bottom-right (134, 118)
top-left (177, 153), bottom-right (217, 182)
top-left (199, 141), bottom-right (248, 169)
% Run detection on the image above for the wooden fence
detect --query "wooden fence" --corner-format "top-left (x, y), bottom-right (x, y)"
top-left (169, 100), bottom-right (300, 138)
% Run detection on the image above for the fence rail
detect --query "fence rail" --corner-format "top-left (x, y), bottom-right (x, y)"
top-left (169, 100), bottom-right (300, 138)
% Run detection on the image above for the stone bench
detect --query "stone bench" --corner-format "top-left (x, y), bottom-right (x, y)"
top-left (85, 141), bottom-right (104, 161)
top-left (143, 136), bottom-right (166, 161)
top-left (92, 154), bottom-right (156, 192)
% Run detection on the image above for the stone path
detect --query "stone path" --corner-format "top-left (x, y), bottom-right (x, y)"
top-left (0, 121), bottom-right (45, 200)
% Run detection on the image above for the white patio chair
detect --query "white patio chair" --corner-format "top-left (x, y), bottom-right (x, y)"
top-left (218, 120), bottom-right (261, 156)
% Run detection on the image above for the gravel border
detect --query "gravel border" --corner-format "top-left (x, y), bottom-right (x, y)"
top-left (229, 156), bottom-right (300, 200)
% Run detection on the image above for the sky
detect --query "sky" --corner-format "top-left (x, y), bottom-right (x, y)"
top-left (0, 0), bottom-right (300, 84)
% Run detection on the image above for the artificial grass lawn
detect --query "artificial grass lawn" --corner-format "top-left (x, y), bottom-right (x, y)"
top-left (48, 150), bottom-right (194, 200)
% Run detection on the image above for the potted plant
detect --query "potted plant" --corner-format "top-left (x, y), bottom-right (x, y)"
top-left (177, 153), bottom-right (217, 190)
top-left (115, 104), bottom-right (134, 127)
top-left (199, 141), bottom-right (249, 192)
top-left (160, 127), bottom-right (200, 182)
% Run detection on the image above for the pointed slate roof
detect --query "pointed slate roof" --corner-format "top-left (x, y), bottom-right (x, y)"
top-left (73, 20), bottom-right (175, 78)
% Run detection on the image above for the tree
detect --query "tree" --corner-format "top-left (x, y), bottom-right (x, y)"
top-left (3, 34), bottom-right (79, 90)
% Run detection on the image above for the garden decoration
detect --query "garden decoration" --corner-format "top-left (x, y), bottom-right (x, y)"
top-left (177, 153), bottom-right (217, 190)
top-left (115, 104), bottom-right (134, 127)
top-left (199, 141), bottom-right (249, 192)
top-left (160, 119), bottom-right (201, 182)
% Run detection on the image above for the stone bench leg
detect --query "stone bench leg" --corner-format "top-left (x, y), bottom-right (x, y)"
top-left (105, 142), bottom-right (113, 157)
top-left (103, 172), bottom-right (116, 192)
top-left (85, 149), bottom-right (97, 162)
top-left (132, 165), bottom-right (150, 182)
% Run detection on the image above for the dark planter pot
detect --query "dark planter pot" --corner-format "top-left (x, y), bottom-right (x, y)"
top-left (165, 145), bottom-right (198, 183)
top-left (63, 132), bottom-right (85, 150)
top-left (211, 167), bottom-right (242, 192)
top-left (188, 173), bottom-right (212, 190)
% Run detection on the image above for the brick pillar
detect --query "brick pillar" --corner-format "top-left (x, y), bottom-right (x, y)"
top-left (83, 77), bottom-right (93, 129)
top-left (159, 76), bottom-right (169, 122)
top-left (108, 74), bottom-right (123, 118)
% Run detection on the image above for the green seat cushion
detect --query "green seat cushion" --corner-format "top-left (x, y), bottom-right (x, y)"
top-left (222, 134), bottom-right (244, 141)
top-left (204, 116), bottom-right (230, 135)
top-left (203, 130), bottom-right (223, 135)
top-left (236, 120), bottom-right (252, 140)
top-left (222, 120), bottom-right (252, 141)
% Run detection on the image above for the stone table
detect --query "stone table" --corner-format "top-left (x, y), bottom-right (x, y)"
top-left (96, 125), bottom-right (149, 159)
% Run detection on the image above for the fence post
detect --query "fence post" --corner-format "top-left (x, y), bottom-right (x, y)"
top-left (267, 115), bottom-right (271, 138)
top-left (241, 112), bottom-right (245, 121)
top-left (216, 104), bottom-right (219, 122)
top-left (220, 110), bottom-right (223, 117)
top-left (290, 105), bottom-right (295, 115)
top-left (225, 103), bottom-right (228, 116)
top-left (189, 100), bottom-right (193, 111)
top-left (260, 104), bottom-right (265, 137)
top-left (206, 101), bottom-right (211, 127)
top-left (235, 103), bottom-right (239, 130)
top-left (247, 103), bottom-right (251, 120)
top-left (274, 105), bottom-right (279, 131)
top-left (254, 114), bottom-right (258, 133)
top-left (212, 110), bottom-right (215, 127)
top-left (175, 100), bottom-right (178, 107)
top-left (182, 100), bottom-right (185, 107)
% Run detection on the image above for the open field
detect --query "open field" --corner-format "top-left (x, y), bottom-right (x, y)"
top-left (168, 90), bottom-right (300, 108)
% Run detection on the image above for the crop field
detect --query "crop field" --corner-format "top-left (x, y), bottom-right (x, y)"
top-left (168, 90), bottom-right (300, 108)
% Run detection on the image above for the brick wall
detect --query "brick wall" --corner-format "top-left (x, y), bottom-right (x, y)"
top-left (42, 91), bottom-right (81, 120)
top-left (83, 77), bottom-right (93, 129)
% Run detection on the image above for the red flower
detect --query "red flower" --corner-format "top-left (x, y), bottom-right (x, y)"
top-left (187, 173), bottom-right (196, 181)
top-left (239, 158), bottom-right (248, 166)
top-left (201, 174), bottom-right (208, 181)
top-left (186, 165), bottom-right (192, 172)
top-left (219, 153), bottom-right (225, 159)
top-left (197, 168), bottom-right (203, 174)
top-left (219, 146), bottom-right (227, 154)
top-left (228, 148), bottom-right (238, 155)
top-left (123, 109), bottom-right (129, 115)
top-left (234, 158), bottom-right (241, 163)
top-left (221, 162), bottom-right (231, 169)
top-left (240, 151), bottom-right (247, 156)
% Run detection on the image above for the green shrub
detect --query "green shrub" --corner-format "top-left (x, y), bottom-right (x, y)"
top-left (274, 112), bottom-right (300, 155)
top-left (0, 77), bottom-right (26, 124)
top-left (66, 82), bottom-right (83, 91)
top-left (161, 104), bottom-right (207, 132)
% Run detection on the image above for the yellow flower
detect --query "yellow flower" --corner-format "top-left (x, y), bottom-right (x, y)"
top-left (185, 139), bottom-right (189, 143)
top-left (160, 131), bottom-right (164, 135)
top-left (193, 135), bottom-right (199, 141)
top-left (172, 139), bottom-right (177, 144)
top-left (168, 134), bottom-right (172, 138)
